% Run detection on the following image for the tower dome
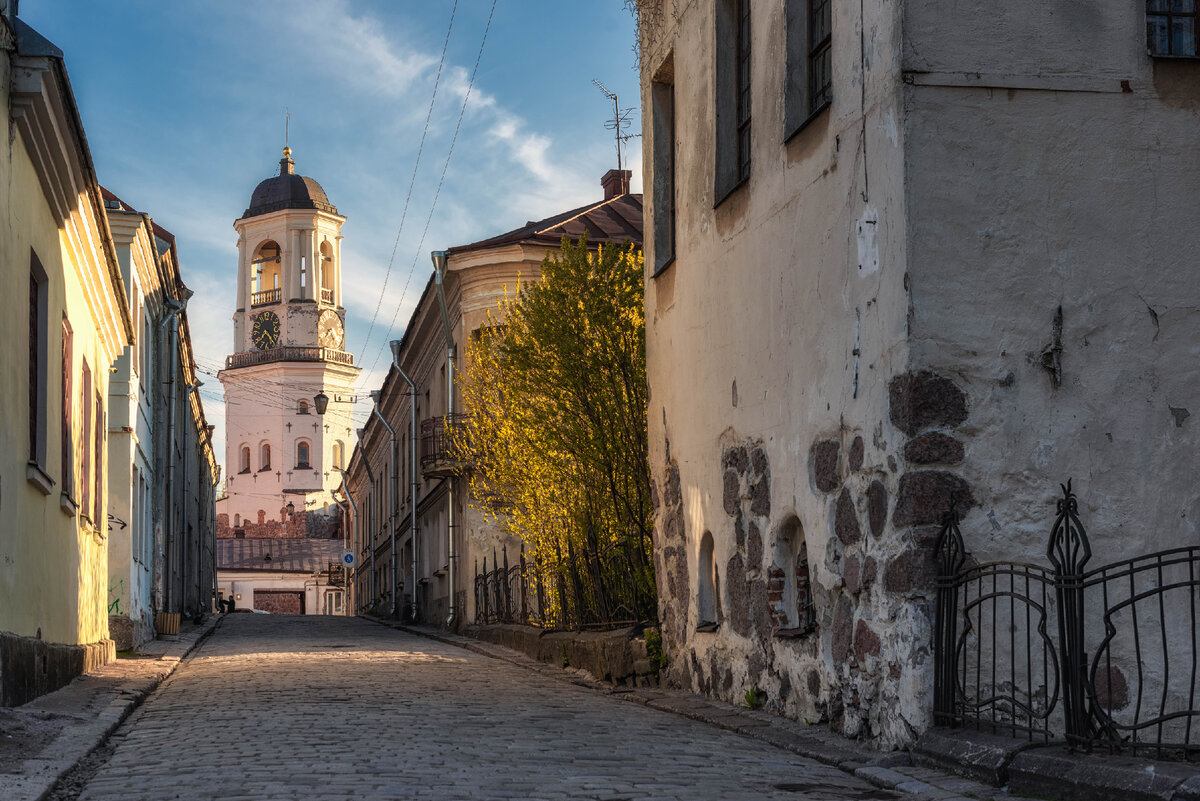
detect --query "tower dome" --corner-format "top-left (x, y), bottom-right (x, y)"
top-left (241, 149), bottom-right (339, 220)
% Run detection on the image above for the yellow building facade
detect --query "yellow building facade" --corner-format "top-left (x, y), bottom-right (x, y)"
top-left (0, 13), bottom-right (133, 703)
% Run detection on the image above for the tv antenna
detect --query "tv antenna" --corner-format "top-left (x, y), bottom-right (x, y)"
top-left (593, 79), bottom-right (639, 173)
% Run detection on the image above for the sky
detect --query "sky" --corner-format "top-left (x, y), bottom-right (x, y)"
top-left (22, 0), bottom-right (643, 476)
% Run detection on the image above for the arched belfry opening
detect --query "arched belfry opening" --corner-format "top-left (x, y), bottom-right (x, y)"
top-left (319, 240), bottom-right (335, 305)
top-left (251, 240), bottom-right (282, 307)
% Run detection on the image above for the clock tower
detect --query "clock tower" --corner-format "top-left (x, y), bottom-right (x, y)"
top-left (217, 148), bottom-right (360, 535)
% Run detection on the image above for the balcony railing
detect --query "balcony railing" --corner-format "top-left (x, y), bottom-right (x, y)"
top-left (225, 346), bottom-right (355, 369)
top-left (251, 288), bottom-right (281, 306)
top-left (320, 288), bottom-right (334, 304)
top-left (420, 414), bottom-right (468, 477)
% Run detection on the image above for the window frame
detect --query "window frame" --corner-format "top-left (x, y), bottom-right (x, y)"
top-left (60, 318), bottom-right (75, 510)
top-left (296, 439), bottom-right (311, 470)
top-left (714, 0), bottom-right (752, 206)
top-left (784, 0), bottom-right (833, 142)
top-left (28, 253), bottom-right (51, 481)
top-left (651, 58), bottom-right (677, 277)
top-left (1147, 1), bottom-right (1200, 58)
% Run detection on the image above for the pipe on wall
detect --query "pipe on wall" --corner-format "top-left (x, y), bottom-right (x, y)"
top-left (432, 251), bottom-right (457, 628)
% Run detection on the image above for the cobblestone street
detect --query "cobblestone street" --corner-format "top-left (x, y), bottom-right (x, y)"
top-left (67, 615), bottom-right (917, 801)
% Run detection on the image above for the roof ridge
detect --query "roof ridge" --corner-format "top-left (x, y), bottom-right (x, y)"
top-left (535, 194), bottom-right (627, 236)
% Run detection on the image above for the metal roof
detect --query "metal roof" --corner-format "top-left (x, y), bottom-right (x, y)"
top-left (218, 537), bottom-right (344, 573)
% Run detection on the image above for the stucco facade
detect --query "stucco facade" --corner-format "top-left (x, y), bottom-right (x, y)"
top-left (637, 0), bottom-right (1200, 749)
top-left (0, 11), bottom-right (133, 702)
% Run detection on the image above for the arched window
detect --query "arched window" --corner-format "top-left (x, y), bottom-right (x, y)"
top-left (298, 399), bottom-right (310, 415)
top-left (239, 445), bottom-right (250, 474)
top-left (259, 442), bottom-right (271, 471)
top-left (233, 513), bottom-right (240, 527)
top-left (772, 516), bottom-right (815, 634)
top-left (332, 440), bottom-right (344, 471)
top-left (296, 439), bottom-right (311, 469)
top-left (698, 531), bottom-right (717, 630)
top-left (250, 240), bottom-right (281, 306)
top-left (319, 241), bottom-right (334, 304)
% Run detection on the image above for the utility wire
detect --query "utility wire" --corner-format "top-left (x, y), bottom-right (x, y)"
top-left (355, 0), bottom-right (460, 362)
top-left (360, 0), bottom-right (499, 382)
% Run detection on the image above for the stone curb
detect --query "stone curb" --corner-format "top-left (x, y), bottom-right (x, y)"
top-left (0, 615), bottom-right (222, 801)
top-left (369, 618), bottom-right (1010, 801)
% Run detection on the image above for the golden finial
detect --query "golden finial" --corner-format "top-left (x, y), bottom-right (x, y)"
top-left (283, 146), bottom-right (292, 158)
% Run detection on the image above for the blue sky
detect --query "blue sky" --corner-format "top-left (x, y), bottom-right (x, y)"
top-left (23, 0), bottom-right (642, 470)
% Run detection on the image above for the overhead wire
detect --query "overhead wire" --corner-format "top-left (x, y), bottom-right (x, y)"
top-left (358, 0), bottom-right (499, 383)
top-left (354, 0), bottom-right (460, 363)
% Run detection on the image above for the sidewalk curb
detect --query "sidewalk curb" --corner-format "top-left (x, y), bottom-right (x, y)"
top-left (4, 615), bottom-right (223, 801)
top-left (368, 618), bottom-right (1008, 801)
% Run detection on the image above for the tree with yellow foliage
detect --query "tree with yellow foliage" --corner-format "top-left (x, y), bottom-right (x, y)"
top-left (457, 236), bottom-right (655, 627)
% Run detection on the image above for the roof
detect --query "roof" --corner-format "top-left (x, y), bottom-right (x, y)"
top-left (447, 193), bottom-right (643, 256)
top-left (241, 152), bottom-right (338, 220)
top-left (218, 537), bottom-right (345, 572)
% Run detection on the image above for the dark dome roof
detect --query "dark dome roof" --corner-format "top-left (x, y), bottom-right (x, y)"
top-left (241, 151), bottom-right (339, 220)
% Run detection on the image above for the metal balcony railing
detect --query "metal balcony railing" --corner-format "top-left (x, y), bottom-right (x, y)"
top-left (320, 288), bottom-right (334, 304)
top-left (251, 288), bottom-right (281, 306)
top-left (225, 346), bottom-right (355, 369)
top-left (419, 414), bottom-right (468, 476)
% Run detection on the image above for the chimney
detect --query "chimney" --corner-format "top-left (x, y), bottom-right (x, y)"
top-left (601, 169), bottom-right (631, 200)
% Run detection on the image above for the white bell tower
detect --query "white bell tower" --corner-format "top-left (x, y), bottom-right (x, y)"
top-left (217, 148), bottom-right (360, 534)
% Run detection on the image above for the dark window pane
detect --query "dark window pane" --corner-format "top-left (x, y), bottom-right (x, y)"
top-left (1171, 0), bottom-right (1195, 13)
top-left (1172, 17), bottom-right (1196, 55)
top-left (1149, 15), bottom-right (1170, 53)
top-left (1148, 0), bottom-right (1170, 11)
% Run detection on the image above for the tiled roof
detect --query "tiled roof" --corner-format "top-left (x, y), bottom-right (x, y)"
top-left (218, 537), bottom-right (345, 573)
top-left (447, 193), bottom-right (643, 255)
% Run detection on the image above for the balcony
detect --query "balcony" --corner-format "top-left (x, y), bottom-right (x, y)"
top-left (251, 288), bottom-right (281, 306)
top-left (320, 288), bottom-right (334, 304)
top-left (225, 346), bottom-right (355, 370)
top-left (420, 414), bottom-right (468, 478)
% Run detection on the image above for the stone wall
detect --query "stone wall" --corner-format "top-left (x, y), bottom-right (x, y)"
top-left (0, 631), bottom-right (115, 707)
top-left (465, 624), bottom-right (661, 687)
top-left (216, 508), bottom-right (342, 540)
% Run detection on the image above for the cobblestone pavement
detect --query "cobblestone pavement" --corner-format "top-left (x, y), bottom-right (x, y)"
top-left (74, 615), bottom-right (926, 801)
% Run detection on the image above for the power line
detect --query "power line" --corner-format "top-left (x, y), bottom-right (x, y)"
top-left (354, 0), bottom-right (460, 362)
top-left (359, 0), bottom-right (499, 382)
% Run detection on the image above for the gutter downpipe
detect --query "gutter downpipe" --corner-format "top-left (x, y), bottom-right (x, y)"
top-left (359, 441), bottom-right (375, 612)
top-left (389, 340), bottom-right (419, 623)
top-left (370, 392), bottom-right (398, 618)
top-left (334, 468), bottom-right (357, 616)
top-left (155, 294), bottom-right (185, 614)
top-left (432, 250), bottom-right (457, 628)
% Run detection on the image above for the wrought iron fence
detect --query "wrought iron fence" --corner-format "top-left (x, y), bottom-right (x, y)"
top-left (935, 480), bottom-right (1200, 761)
top-left (474, 540), bottom-right (656, 631)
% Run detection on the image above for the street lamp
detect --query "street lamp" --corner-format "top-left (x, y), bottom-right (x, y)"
top-left (285, 501), bottom-right (295, 517)
top-left (314, 391), bottom-right (329, 415)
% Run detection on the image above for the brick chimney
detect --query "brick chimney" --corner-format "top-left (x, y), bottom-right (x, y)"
top-left (601, 169), bottom-right (632, 199)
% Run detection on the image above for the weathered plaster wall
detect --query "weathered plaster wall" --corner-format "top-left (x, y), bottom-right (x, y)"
top-left (902, 3), bottom-right (1200, 562)
top-left (640, 0), bottom-right (928, 748)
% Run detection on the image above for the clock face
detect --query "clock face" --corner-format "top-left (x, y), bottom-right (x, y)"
top-left (318, 310), bottom-right (344, 349)
top-left (251, 311), bottom-right (281, 350)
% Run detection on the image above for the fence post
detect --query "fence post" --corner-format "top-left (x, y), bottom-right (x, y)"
top-left (934, 503), bottom-right (966, 726)
top-left (519, 546), bottom-right (528, 624)
top-left (502, 545), bottom-right (511, 622)
top-left (481, 554), bottom-right (490, 623)
top-left (1046, 479), bottom-right (1093, 749)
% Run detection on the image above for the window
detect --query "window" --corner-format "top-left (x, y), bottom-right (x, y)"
top-left (260, 442), bottom-right (271, 471)
top-left (1148, 1), bottom-right (1199, 57)
top-left (651, 56), bottom-right (676, 276)
top-left (94, 391), bottom-right (104, 525)
top-left (239, 445), bottom-right (251, 474)
top-left (61, 319), bottom-right (73, 497)
top-left (785, 0), bottom-right (832, 139)
top-left (772, 517), bottom-right (816, 635)
top-left (697, 531), bottom-right (718, 630)
top-left (298, 399), bottom-right (310, 415)
top-left (81, 360), bottom-right (92, 520)
top-left (296, 440), bottom-right (311, 469)
top-left (29, 253), bottom-right (49, 472)
top-left (332, 440), bottom-right (344, 471)
top-left (715, 0), bottom-right (752, 204)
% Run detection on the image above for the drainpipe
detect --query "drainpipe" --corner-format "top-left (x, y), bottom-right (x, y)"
top-left (334, 467), bottom-right (356, 616)
top-left (370, 392), bottom-right (398, 618)
top-left (432, 251), bottom-right (456, 628)
top-left (389, 340), bottom-right (420, 623)
top-left (154, 294), bottom-right (186, 614)
top-left (359, 438), bottom-right (375, 612)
